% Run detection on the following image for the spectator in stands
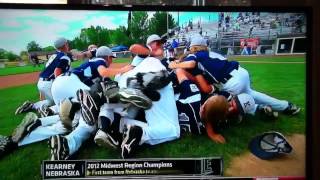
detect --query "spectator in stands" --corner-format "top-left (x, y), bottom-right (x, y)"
top-left (172, 39), bottom-right (179, 56)
top-left (234, 21), bottom-right (240, 31)
top-left (241, 40), bottom-right (250, 55)
top-left (249, 25), bottom-right (254, 37)
top-left (295, 18), bottom-right (303, 33)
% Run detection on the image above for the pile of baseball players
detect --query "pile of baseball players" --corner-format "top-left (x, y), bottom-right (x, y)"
top-left (0, 34), bottom-right (300, 160)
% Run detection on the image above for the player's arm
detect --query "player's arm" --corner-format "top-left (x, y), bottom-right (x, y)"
top-left (168, 60), bottom-right (196, 69)
top-left (205, 121), bottom-right (226, 144)
top-left (194, 74), bottom-right (215, 94)
top-left (168, 53), bottom-right (197, 70)
top-left (54, 58), bottom-right (70, 77)
top-left (97, 65), bottom-right (133, 78)
top-left (54, 68), bottom-right (63, 77)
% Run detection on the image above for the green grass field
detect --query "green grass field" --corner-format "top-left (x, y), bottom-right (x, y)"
top-left (0, 55), bottom-right (306, 179)
top-left (0, 58), bottom-right (131, 76)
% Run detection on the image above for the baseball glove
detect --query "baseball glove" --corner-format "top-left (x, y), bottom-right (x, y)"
top-left (129, 44), bottom-right (150, 56)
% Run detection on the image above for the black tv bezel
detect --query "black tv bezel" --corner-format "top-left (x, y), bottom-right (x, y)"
top-left (0, 3), bottom-right (312, 179)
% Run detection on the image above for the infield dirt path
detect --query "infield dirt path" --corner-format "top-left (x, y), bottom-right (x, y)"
top-left (0, 63), bottom-right (128, 89)
top-left (225, 134), bottom-right (305, 177)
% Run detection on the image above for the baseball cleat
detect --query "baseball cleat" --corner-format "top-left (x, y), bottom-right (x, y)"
top-left (77, 89), bottom-right (99, 126)
top-left (283, 102), bottom-right (301, 115)
top-left (0, 135), bottom-right (17, 158)
top-left (121, 125), bottom-right (143, 159)
top-left (15, 101), bottom-right (34, 115)
top-left (118, 88), bottom-right (152, 109)
top-left (258, 105), bottom-right (279, 119)
top-left (94, 129), bottom-right (120, 149)
top-left (49, 135), bottom-right (69, 160)
top-left (11, 112), bottom-right (39, 143)
top-left (38, 104), bottom-right (54, 118)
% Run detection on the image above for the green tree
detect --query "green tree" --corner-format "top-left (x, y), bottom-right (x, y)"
top-left (5, 51), bottom-right (19, 61)
top-left (148, 11), bottom-right (176, 37)
top-left (0, 48), bottom-right (6, 59)
top-left (26, 41), bottom-right (42, 52)
top-left (71, 26), bottom-right (112, 50)
top-left (129, 11), bottom-right (149, 44)
top-left (42, 46), bottom-right (55, 52)
top-left (109, 26), bottom-right (131, 46)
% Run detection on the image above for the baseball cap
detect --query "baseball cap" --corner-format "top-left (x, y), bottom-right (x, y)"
top-left (249, 131), bottom-right (293, 160)
top-left (54, 37), bottom-right (68, 49)
top-left (234, 93), bottom-right (256, 115)
top-left (190, 35), bottom-right (207, 47)
top-left (146, 34), bottom-right (165, 45)
top-left (96, 46), bottom-right (115, 58)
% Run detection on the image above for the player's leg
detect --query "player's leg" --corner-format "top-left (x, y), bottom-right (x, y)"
top-left (0, 114), bottom-right (66, 158)
top-left (222, 66), bottom-right (300, 114)
top-left (18, 117), bottom-right (68, 146)
top-left (175, 77), bottom-right (204, 135)
top-left (65, 116), bottom-right (96, 156)
top-left (94, 103), bottom-right (123, 149)
top-left (33, 79), bottom-right (54, 109)
top-left (48, 114), bottom-right (96, 160)
top-left (16, 79), bottom-right (55, 115)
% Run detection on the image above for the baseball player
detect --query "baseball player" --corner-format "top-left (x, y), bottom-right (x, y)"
top-left (0, 99), bottom-right (81, 158)
top-left (169, 65), bottom-right (277, 143)
top-left (0, 46), bottom-right (132, 160)
top-left (15, 37), bottom-right (72, 117)
top-left (83, 35), bottom-right (178, 158)
top-left (73, 44), bottom-right (97, 61)
top-left (168, 35), bottom-right (301, 115)
top-left (107, 34), bottom-right (179, 158)
top-left (47, 46), bottom-right (153, 160)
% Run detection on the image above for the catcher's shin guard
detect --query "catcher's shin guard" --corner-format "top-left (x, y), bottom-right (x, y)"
top-left (77, 89), bottom-right (100, 126)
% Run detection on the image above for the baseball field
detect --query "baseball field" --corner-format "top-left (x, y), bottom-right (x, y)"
top-left (0, 55), bottom-right (306, 179)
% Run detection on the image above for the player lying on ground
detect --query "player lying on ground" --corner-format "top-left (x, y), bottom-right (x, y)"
top-left (15, 37), bottom-right (72, 117)
top-left (0, 46), bottom-right (141, 160)
top-left (0, 99), bottom-right (81, 158)
top-left (173, 68), bottom-right (278, 143)
top-left (168, 35), bottom-right (300, 115)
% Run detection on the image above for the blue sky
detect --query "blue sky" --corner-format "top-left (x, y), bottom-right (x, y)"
top-left (0, 9), bottom-right (220, 54)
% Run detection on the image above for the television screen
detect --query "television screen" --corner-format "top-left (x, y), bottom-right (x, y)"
top-left (0, 4), bottom-right (308, 179)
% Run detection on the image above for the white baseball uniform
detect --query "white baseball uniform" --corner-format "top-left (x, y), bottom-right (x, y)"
top-left (117, 57), bottom-right (180, 145)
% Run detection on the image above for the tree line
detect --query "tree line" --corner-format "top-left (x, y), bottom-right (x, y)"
top-left (1, 11), bottom-right (176, 61)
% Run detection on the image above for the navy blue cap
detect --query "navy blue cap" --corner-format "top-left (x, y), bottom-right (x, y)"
top-left (249, 131), bottom-right (293, 160)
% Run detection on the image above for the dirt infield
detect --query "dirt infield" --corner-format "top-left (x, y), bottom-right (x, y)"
top-left (0, 71), bottom-right (40, 89)
top-left (225, 134), bottom-right (305, 177)
top-left (0, 63), bottom-right (128, 89)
